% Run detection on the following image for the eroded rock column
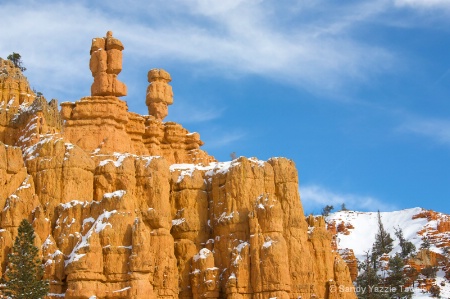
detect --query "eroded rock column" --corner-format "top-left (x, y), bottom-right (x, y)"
top-left (146, 69), bottom-right (173, 121)
top-left (90, 31), bottom-right (127, 97)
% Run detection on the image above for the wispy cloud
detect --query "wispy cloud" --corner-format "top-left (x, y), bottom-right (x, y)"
top-left (0, 0), bottom-right (400, 101)
top-left (167, 100), bottom-right (225, 124)
top-left (398, 118), bottom-right (450, 145)
top-left (203, 130), bottom-right (247, 149)
top-left (301, 184), bottom-right (396, 213)
top-left (394, 0), bottom-right (450, 10)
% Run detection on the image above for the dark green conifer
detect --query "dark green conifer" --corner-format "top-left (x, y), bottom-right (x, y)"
top-left (3, 219), bottom-right (49, 299)
top-left (385, 254), bottom-right (413, 299)
top-left (321, 205), bottom-right (334, 216)
top-left (7, 52), bottom-right (26, 72)
top-left (394, 226), bottom-right (415, 258)
top-left (372, 211), bottom-right (394, 260)
top-left (355, 251), bottom-right (382, 299)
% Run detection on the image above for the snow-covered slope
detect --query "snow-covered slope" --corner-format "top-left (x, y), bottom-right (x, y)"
top-left (326, 207), bottom-right (450, 298)
top-left (327, 208), bottom-right (428, 260)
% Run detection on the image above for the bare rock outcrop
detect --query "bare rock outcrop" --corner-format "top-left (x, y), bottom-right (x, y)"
top-left (0, 58), bottom-right (35, 106)
top-left (170, 158), bottom-right (355, 299)
top-left (0, 59), bottom-right (61, 147)
top-left (0, 31), bottom-right (356, 299)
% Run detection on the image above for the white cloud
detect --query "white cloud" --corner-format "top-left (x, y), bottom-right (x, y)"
top-left (0, 0), bottom-right (398, 102)
top-left (301, 184), bottom-right (396, 213)
top-left (202, 130), bottom-right (247, 149)
top-left (394, 0), bottom-right (450, 9)
top-left (398, 118), bottom-right (450, 145)
top-left (167, 100), bottom-right (225, 124)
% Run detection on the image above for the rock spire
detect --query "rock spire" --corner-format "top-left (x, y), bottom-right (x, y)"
top-left (89, 31), bottom-right (127, 97)
top-left (146, 68), bottom-right (173, 121)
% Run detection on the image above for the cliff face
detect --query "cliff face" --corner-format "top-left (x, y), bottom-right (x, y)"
top-left (0, 32), bottom-right (356, 299)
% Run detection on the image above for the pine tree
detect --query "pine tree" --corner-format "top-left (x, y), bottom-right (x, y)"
top-left (394, 227), bottom-right (416, 258)
top-left (421, 265), bottom-right (437, 278)
top-left (372, 211), bottom-right (394, 260)
top-left (420, 235), bottom-right (431, 250)
top-left (385, 254), bottom-right (413, 299)
top-left (355, 251), bottom-right (382, 299)
top-left (429, 285), bottom-right (440, 298)
top-left (3, 219), bottom-right (49, 299)
top-left (7, 52), bottom-right (26, 72)
top-left (321, 205), bottom-right (334, 216)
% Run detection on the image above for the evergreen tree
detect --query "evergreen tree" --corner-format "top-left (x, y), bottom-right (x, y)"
top-left (421, 265), bottom-right (437, 278)
top-left (385, 254), bottom-right (413, 299)
top-left (321, 205), bottom-right (334, 217)
top-left (341, 203), bottom-right (348, 211)
top-left (7, 52), bottom-right (26, 72)
top-left (372, 211), bottom-right (394, 260)
top-left (429, 285), bottom-right (440, 298)
top-left (394, 226), bottom-right (416, 258)
top-left (420, 235), bottom-right (431, 250)
top-left (355, 251), bottom-right (382, 299)
top-left (404, 266), bottom-right (418, 289)
top-left (3, 219), bottom-right (49, 299)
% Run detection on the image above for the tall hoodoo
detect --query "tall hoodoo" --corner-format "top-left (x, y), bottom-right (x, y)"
top-left (146, 68), bottom-right (173, 121)
top-left (60, 31), bottom-right (214, 164)
top-left (90, 31), bottom-right (127, 97)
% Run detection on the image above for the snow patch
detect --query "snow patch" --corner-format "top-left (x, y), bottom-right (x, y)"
top-left (262, 237), bottom-right (276, 249)
top-left (65, 209), bottom-right (117, 267)
top-left (60, 200), bottom-right (88, 210)
top-left (169, 158), bottom-right (266, 182)
top-left (172, 218), bottom-right (186, 226)
top-left (112, 286), bottom-right (131, 293)
top-left (193, 248), bottom-right (211, 262)
top-left (16, 175), bottom-right (31, 191)
top-left (236, 241), bottom-right (249, 253)
top-left (216, 211), bottom-right (238, 223)
top-left (42, 236), bottom-right (54, 248)
top-left (103, 190), bottom-right (126, 199)
top-left (83, 217), bottom-right (95, 226)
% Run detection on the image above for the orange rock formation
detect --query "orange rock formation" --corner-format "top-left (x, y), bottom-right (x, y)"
top-left (146, 69), bottom-right (173, 121)
top-left (0, 31), bottom-right (356, 299)
top-left (90, 31), bottom-right (127, 97)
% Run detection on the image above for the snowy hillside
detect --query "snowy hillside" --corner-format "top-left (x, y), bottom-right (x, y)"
top-left (326, 207), bottom-right (450, 298)
top-left (327, 208), bottom-right (431, 260)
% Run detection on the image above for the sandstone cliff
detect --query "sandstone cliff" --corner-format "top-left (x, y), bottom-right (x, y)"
top-left (0, 32), bottom-right (356, 299)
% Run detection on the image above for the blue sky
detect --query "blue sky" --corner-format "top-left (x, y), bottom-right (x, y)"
top-left (1, 0), bottom-right (450, 214)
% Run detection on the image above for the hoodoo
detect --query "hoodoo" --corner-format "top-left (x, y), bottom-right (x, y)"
top-left (0, 32), bottom-right (356, 299)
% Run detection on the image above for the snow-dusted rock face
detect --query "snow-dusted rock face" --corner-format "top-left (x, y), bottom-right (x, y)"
top-left (0, 32), bottom-right (356, 299)
top-left (0, 58), bottom-right (35, 106)
top-left (1, 58), bottom-right (61, 148)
